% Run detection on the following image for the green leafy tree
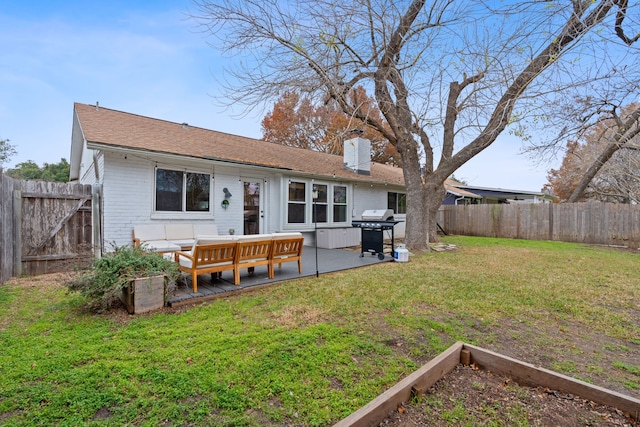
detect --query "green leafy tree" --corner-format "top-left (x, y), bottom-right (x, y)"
top-left (0, 138), bottom-right (17, 166)
top-left (6, 160), bottom-right (42, 180)
top-left (6, 158), bottom-right (70, 182)
top-left (42, 158), bottom-right (71, 182)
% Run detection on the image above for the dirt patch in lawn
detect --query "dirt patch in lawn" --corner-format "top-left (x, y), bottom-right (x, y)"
top-left (379, 364), bottom-right (636, 426)
top-left (465, 316), bottom-right (640, 400)
top-left (374, 314), bottom-right (640, 426)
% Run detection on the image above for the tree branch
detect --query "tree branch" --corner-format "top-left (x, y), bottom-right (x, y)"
top-left (614, 0), bottom-right (640, 45)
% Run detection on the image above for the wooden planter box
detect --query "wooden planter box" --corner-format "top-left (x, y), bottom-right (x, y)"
top-left (121, 275), bottom-right (166, 314)
top-left (334, 342), bottom-right (640, 426)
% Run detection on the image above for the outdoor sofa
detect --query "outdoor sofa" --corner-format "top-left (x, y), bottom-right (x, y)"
top-left (173, 232), bottom-right (304, 292)
top-left (132, 223), bottom-right (219, 253)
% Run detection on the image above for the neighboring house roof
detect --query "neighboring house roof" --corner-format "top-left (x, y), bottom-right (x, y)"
top-left (72, 102), bottom-right (406, 186)
top-left (444, 185), bottom-right (482, 199)
top-left (448, 182), bottom-right (554, 202)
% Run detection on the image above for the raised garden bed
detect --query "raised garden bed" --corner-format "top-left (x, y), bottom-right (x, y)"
top-left (333, 342), bottom-right (640, 426)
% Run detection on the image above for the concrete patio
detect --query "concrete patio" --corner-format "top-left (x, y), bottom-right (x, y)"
top-left (167, 246), bottom-right (392, 307)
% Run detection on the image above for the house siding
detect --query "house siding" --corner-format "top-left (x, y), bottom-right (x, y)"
top-left (353, 184), bottom-right (406, 238)
top-left (97, 153), bottom-right (293, 247)
top-left (267, 173), bottom-right (284, 233)
top-left (78, 145), bottom-right (100, 185)
top-left (353, 185), bottom-right (385, 217)
top-left (103, 153), bottom-right (156, 247)
top-left (80, 147), bottom-right (406, 248)
top-left (211, 166), bottom-right (245, 236)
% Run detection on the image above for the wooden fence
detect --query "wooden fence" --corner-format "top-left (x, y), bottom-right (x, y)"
top-left (2, 169), bottom-right (638, 284)
top-left (439, 202), bottom-right (640, 249)
top-left (0, 169), bottom-right (97, 284)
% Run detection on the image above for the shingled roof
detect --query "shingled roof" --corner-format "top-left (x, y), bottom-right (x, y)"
top-left (74, 102), bottom-right (406, 186)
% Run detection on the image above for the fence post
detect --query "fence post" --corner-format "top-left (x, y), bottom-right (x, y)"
top-left (548, 202), bottom-right (554, 241)
top-left (13, 189), bottom-right (21, 277)
top-left (92, 184), bottom-right (102, 259)
top-left (0, 168), bottom-right (9, 284)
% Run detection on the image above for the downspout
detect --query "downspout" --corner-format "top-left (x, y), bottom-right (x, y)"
top-left (92, 150), bottom-right (103, 258)
top-left (455, 195), bottom-right (465, 205)
top-left (93, 151), bottom-right (100, 182)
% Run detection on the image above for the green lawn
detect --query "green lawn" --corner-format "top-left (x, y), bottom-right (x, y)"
top-left (1, 236), bottom-right (639, 426)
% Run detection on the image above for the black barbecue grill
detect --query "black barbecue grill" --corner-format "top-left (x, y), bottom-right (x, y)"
top-left (351, 209), bottom-right (401, 260)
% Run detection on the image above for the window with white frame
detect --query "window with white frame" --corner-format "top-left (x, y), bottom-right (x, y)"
top-left (312, 183), bottom-right (328, 223)
top-left (287, 179), bottom-right (349, 226)
top-left (287, 181), bottom-right (306, 223)
top-left (388, 192), bottom-right (406, 214)
top-left (333, 185), bottom-right (347, 222)
top-left (155, 168), bottom-right (211, 212)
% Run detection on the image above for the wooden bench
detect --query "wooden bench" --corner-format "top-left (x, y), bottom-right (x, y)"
top-left (174, 237), bottom-right (237, 292)
top-left (234, 235), bottom-right (274, 286)
top-left (173, 233), bottom-right (305, 292)
top-left (270, 233), bottom-right (304, 278)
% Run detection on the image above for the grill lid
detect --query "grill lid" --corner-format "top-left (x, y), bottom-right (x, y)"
top-left (361, 209), bottom-right (394, 221)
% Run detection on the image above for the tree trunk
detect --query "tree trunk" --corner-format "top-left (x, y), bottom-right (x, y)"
top-left (403, 167), bottom-right (428, 251)
top-left (425, 177), bottom-right (447, 243)
top-left (403, 174), bottom-right (447, 251)
top-left (398, 149), bottom-right (429, 252)
top-left (398, 139), bottom-right (448, 251)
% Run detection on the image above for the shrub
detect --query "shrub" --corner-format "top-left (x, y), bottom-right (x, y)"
top-left (66, 244), bottom-right (180, 312)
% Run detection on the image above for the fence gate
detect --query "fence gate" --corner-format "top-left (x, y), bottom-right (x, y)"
top-left (1, 171), bottom-right (97, 282)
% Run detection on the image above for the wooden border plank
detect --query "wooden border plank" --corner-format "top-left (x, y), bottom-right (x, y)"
top-left (333, 343), bottom-right (640, 426)
top-left (332, 341), bottom-right (463, 427)
top-left (464, 343), bottom-right (640, 419)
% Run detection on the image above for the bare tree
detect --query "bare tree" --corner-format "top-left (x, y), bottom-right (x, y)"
top-left (192, 0), bottom-right (639, 251)
top-left (546, 103), bottom-right (640, 203)
top-left (567, 103), bottom-right (640, 202)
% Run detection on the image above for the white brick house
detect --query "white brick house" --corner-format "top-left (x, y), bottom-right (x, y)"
top-left (69, 102), bottom-right (408, 251)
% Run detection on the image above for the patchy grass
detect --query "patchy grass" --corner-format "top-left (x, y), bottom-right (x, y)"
top-left (0, 236), bottom-right (639, 426)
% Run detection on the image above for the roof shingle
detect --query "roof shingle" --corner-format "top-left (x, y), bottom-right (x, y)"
top-left (74, 102), bottom-right (406, 186)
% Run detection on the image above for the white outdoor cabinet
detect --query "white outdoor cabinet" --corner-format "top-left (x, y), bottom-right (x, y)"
top-left (316, 228), bottom-right (360, 249)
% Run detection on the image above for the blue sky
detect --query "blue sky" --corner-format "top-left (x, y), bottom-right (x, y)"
top-left (0, 0), bottom-right (554, 191)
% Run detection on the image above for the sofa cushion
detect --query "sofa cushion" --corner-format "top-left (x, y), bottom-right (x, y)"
top-left (272, 233), bottom-right (304, 260)
top-left (193, 224), bottom-right (219, 237)
top-left (168, 239), bottom-right (196, 249)
top-left (177, 257), bottom-right (234, 269)
top-left (134, 224), bottom-right (166, 241)
top-left (236, 235), bottom-right (273, 264)
top-left (236, 234), bottom-right (274, 242)
top-left (195, 236), bottom-right (237, 243)
top-left (142, 239), bottom-right (181, 253)
top-left (189, 236), bottom-right (237, 252)
top-left (165, 224), bottom-right (194, 240)
top-left (273, 232), bottom-right (304, 240)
